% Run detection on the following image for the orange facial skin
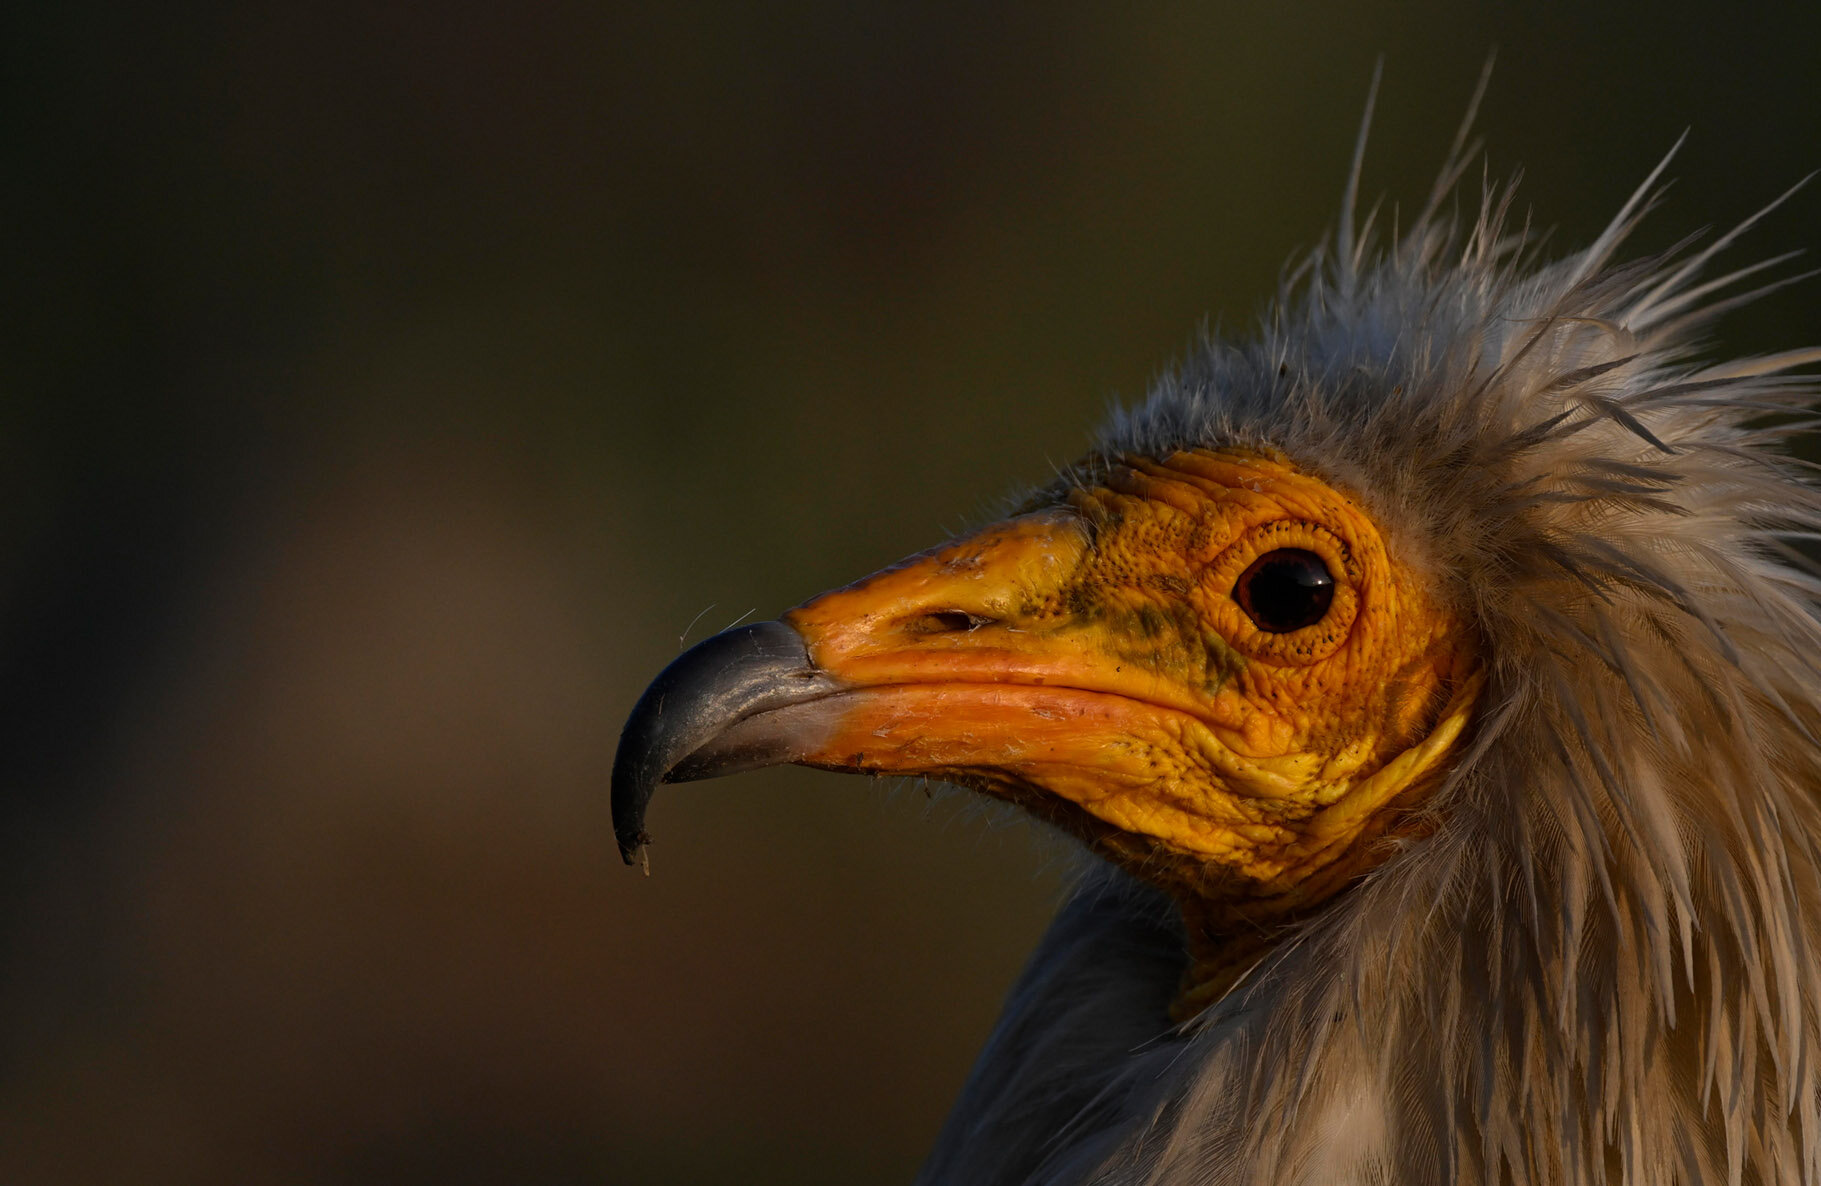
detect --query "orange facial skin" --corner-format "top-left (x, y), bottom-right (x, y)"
top-left (782, 449), bottom-right (1480, 963)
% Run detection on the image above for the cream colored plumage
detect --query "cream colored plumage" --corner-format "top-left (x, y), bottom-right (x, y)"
top-left (914, 93), bottom-right (1821, 1185)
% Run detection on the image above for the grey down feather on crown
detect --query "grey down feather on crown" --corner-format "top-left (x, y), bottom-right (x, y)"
top-left (919, 74), bottom-right (1821, 1186)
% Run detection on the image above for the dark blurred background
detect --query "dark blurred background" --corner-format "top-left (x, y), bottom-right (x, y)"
top-left (0, 3), bottom-right (1814, 1182)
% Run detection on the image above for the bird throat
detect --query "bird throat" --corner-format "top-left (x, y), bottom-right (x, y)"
top-left (1165, 669), bottom-right (1483, 1022)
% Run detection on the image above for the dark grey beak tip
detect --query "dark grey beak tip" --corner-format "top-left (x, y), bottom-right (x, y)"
top-left (610, 619), bottom-right (829, 872)
top-left (616, 830), bottom-right (651, 868)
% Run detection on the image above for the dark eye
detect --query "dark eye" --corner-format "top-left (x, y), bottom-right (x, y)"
top-left (1233, 548), bottom-right (1334, 633)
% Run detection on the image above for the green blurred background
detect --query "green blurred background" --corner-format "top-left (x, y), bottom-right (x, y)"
top-left (0, 3), bottom-right (1813, 1183)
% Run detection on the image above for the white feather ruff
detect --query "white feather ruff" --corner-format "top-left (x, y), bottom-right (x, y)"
top-left (919, 134), bottom-right (1821, 1185)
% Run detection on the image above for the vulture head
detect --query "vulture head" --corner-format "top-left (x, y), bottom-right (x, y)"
top-left (612, 84), bottom-right (1821, 1186)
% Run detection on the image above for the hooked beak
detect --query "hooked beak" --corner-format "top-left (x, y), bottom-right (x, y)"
top-left (611, 509), bottom-right (1100, 872)
top-left (610, 619), bottom-right (843, 869)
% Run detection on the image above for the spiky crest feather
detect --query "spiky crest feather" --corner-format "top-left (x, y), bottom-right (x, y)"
top-left (919, 108), bottom-right (1821, 1186)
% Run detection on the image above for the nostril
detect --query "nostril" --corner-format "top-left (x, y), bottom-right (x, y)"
top-left (913, 610), bottom-right (997, 634)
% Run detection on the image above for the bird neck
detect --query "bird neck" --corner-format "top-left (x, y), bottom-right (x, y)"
top-left (1166, 773), bottom-right (1449, 1023)
top-left (1172, 927), bottom-right (1276, 1021)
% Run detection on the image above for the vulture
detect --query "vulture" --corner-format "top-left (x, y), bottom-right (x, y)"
top-left (611, 80), bottom-right (1821, 1185)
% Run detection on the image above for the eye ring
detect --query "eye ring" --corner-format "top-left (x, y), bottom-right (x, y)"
top-left (1233, 548), bottom-right (1335, 633)
top-left (1204, 520), bottom-right (1360, 666)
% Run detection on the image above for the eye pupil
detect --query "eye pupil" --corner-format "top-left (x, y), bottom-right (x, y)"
top-left (1234, 548), bottom-right (1335, 633)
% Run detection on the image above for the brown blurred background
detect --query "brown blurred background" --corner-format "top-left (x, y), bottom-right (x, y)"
top-left (0, 3), bottom-right (1814, 1183)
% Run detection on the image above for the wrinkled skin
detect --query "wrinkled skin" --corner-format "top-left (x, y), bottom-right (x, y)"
top-left (613, 447), bottom-right (1481, 1012)
top-left (782, 450), bottom-right (1478, 926)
